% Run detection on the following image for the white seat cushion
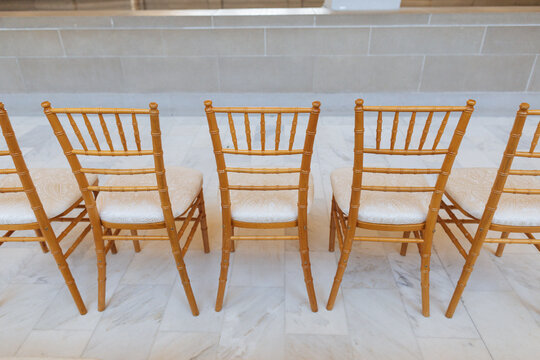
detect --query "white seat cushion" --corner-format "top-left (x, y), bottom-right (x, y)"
top-left (0, 168), bottom-right (96, 225)
top-left (446, 167), bottom-right (540, 227)
top-left (331, 167), bottom-right (432, 225)
top-left (228, 173), bottom-right (314, 223)
top-left (97, 166), bottom-right (202, 224)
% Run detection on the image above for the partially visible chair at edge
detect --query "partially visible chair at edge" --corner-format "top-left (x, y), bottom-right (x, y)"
top-left (42, 102), bottom-right (209, 316)
top-left (204, 100), bottom-right (321, 312)
top-left (442, 103), bottom-right (540, 318)
top-left (327, 99), bottom-right (475, 317)
top-left (0, 102), bottom-right (97, 315)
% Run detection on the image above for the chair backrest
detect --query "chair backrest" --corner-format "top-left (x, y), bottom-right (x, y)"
top-left (477, 103), bottom-right (540, 231)
top-left (42, 102), bottom-right (176, 233)
top-left (348, 99), bottom-right (475, 230)
top-left (204, 101), bottom-right (321, 224)
top-left (0, 102), bottom-right (52, 233)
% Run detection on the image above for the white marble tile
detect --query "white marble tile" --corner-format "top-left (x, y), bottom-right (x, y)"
top-left (340, 250), bottom-right (397, 290)
top-left (120, 241), bottom-right (177, 286)
top-left (387, 252), bottom-right (479, 338)
top-left (493, 253), bottom-right (540, 326)
top-left (229, 241), bottom-right (284, 288)
top-left (343, 288), bottom-right (423, 360)
top-left (149, 331), bottom-right (220, 360)
top-left (218, 286), bottom-right (285, 360)
top-left (284, 251), bottom-right (348, 335)
top-left (417, 338), bottom-right (492, 360)
top-left (82, 284), bottom-right (171, 360)
top-left (16, 329), bottom-right (92, 358)
top-left (462, 290), bottom-right (540, 360)
top-left (0, 284), bottom-right (61, 356)
top-left (160, 251), bottom-right (224, 333)
top-left (285, 334), bottom-right (354, 360)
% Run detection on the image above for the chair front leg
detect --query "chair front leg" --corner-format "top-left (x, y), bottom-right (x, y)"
top-left (400, 231), bottom-right (411, 256)
top-left (420, 232), bottom-right (433, 317)
top-left (329, 196), bottom-right (337, 252)
top-left (197, 191), bottom-right (210, 254)
top-left (495, 232), bottom-right (509, 257)
top-left (327, 229), bottom-right (353, 310)
top-left (299, 220), bottom-right (318, 312)
top-left (215, 221), bottom-right (232, 312)
top-left (94, 229), bottom-right (107, 312)
top-left (130, 230), bottom-right (141, 253)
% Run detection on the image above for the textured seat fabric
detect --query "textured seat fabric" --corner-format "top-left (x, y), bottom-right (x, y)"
top-left (0, 168), bottom-right (96, 225)
top-left (228, 172), bottom-right (314, 223)
top-left (97, 166), bottom-right (202, 224)
top-left (446, 167), bottom-right (540, 227)
top-left (331, 167), bottom-right (432, 225)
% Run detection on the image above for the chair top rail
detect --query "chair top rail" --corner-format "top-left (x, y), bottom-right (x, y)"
top-left (50, 107), bottom-right (150, 115)
top-left (72, 149), bottom-right (154, 156)
top-left (528, 109), bottom-right (540, 115)
top-left (222, 149), bottom-right (304, 156)
top-left (362, 106), bottom-right (468, 112)
top-left (210, 107), bottom-right (313, 114)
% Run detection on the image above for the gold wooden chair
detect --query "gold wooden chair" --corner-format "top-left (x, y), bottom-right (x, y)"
top-left (326, 99), bottom-right (475, 317)
top-left (0, 102), bottom-right (97, 315)
top-left (442, 103), bottom-right (540, 318)
top-left (205, 100), bottom-right (321, 312)
top-left (42, 101), bottom-right (209, 316)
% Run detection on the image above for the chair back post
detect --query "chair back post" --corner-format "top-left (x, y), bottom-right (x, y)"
top-left (0, 103), bottom-right (52, 234)
top-left (298, 101), bottom-right (321, 226)
top-left (42, 101), bottom-right (104, 240)
top-left (476, 103), bottom-right (529, 245)
top-left (347, 99), bottom-right (365, 237)
top-left (424, 99), bottom-right (476, 236)
top-left (148, 102), bottom-right (176, 237)
top-left (205, 100), bottom-right (233, 227)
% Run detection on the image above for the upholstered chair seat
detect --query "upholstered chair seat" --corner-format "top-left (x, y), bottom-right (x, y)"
top-left (331, 167), bottom-right (432, 225)
top-left (97, 166), bottom-right (203, 224)
top-left (228, 172), bottom-right (314, 223)
top-left (0, 168), bottom-right (97, 225)
top-left (446, 167), bottom-right (540, 227)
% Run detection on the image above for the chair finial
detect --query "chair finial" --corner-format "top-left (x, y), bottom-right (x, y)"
top-left (0, 102), bottom-right (4, 111)
top-left (466, 99), bottom-right (476, 107)
top-left (519, 103), bottom-right (530, 112)
top-left (204, 100), bottom-right (213, 112)
top-left (312, 101), bottom-right (321, 109)
top-left (41, 101), bottom-right (51, 110)
top-left (149, 102), bottom-right (158, 110)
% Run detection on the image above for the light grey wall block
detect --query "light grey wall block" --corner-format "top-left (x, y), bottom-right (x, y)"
top-left (18, 57), bottom-right (125, 92)
top-left (421, 55), bottom-right (536, 92)
top-left (213, 15), bottom-right (315, 27)
top-left (266, 28), bottom-right (369, 55)
top-left (162, 29), bottom-right (264, 56)
top-left (112, 15), bottom-right (212, 28)
top-left (528, 58), bottom-right (540, 91)
top-left (0, 58), bottom-right (25, 92)
top-left (370, 26), bottom-right (484, 54)
top-left (0, 30), bottom-right (64, 57)
top-left (219, 56), bottom-right (313, 92)
top-left (482, 26), bottom-right (540, 54)
top-left (121, 57), bottom-right (220, 92)
top-left (313, 56), bottom-right (423, 92)
top-left (60, 29), bottom-right (164, 56)
top-left (315, 13), bottom-right (430, 26)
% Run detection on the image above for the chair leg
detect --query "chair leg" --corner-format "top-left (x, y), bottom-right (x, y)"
top-left (38, 228), bottom-right (87, 315)
top-left (400, 231), bottom-right (411, 256)
top-left (95, 230), bottom-right (107, 312)
top-left (327, 231), bottom-right (353, 310)
top-left (39, 241), bottom-right (49, 253)
top-left (495, 232), bottom-right (509, 257)
top-left (230, 226), bottom-right (235, 253)
top-left (329, 196), bottom-right (337, 252)
top-left (215, 224), bottom-right (232, 312)
top-left (109, 240), bottom-right (118, 254)
top-left (169, 232), bottom-right (199, 316)
top-left (130, 230), bottom-right (141, 253)
top-left (197, 191), bottom-right (210, 254)
top-left (421, 231), bottom-right (432, 317)
top-left (299, 226), bottom-right (318, 312)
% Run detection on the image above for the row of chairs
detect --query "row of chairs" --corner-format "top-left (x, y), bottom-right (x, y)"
top-left (0, 99), bottom-right (538, 319)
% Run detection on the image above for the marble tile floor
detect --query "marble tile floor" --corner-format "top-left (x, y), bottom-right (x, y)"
top-left (0, 114), bottom-right (539, 360)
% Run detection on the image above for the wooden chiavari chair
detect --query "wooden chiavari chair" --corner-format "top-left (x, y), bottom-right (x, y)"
top-left (443, 103), bottom-right (540, 318)
top-left (205, 100), bottom-right (321, 312)
top-left (327, 99), bottom-right (475, 317)
top-left (42, 101), bottom-right (209, 316)
top-left (0, 102), bottom-right (97, 315)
